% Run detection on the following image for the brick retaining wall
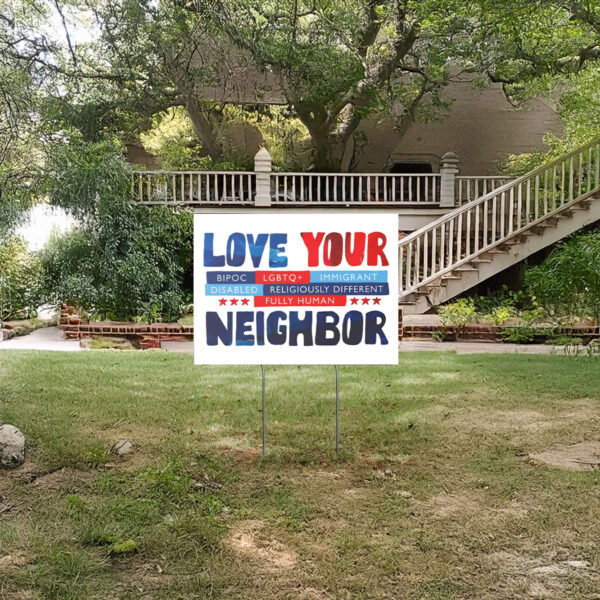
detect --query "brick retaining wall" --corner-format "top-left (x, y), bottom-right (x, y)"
top-left (60, 306), bottom-right (193, 349)
top-left (60, 305), bottom-right (406, 348)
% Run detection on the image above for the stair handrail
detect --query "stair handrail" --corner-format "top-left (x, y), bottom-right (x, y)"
top-left (398, 136), bottom-right (600, 295)
top-left (399, 136), bottom-right (600, 247)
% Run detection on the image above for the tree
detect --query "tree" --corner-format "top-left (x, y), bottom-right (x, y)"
top-left (50, 0), bottom-right (543, 172)
top-left (0, 235), bottom-right (40, 321)
top-left (44, 0), bottom-right (234, 161)
top-left (0, 0), bottom-right (50, 239)
top-left (207, 0), bottom-right (473, 170)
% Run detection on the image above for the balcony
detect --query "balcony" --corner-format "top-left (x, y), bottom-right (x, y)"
top-left (131, 149), bottom-right (511, 210)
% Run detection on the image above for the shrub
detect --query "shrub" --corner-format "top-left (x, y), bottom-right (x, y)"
top-left (526, 231), bottom-right (600, 324)
top-left (38, 141), bottom-right (193, 321)
top-left (0, 236), bottom-right (40, 321)
top-left (488, 305), bottom-right (515, 326)
top-left (438, 298), bottom-right (477, 328)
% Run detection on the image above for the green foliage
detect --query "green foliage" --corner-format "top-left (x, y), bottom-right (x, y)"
top-left (500, 326), bottom-right (540, 344)
top-left (438, 298), bottom-right (477, 329)
top-left (227, 105), bottom-right (313, 172)
top-left (471, 285), bottom-right (535, 315)
top-left (0, 1), bottom-right (48, 240)
top-left (488, 305), bottom-right (515, 326)
top-left (108, 539), bottom-right (138, 555)
top-left (526, 231), bottom-right (600, 323)
top-left (45, 139), bottom-right (132, 221)
top-left (140, 107), bottom-right (253, 171)
top-left (38, 143), bottom-right (193, 321)
top-left (0, 235), bottom-right (40, 321)
top-left (546, 335), bottom-right (584, 346)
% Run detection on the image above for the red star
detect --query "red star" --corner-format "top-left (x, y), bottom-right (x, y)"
top-left (230, 298), bottom-right (238, 306)
top-left (372, 297), bottom-right (381, 305)
top-left (350, 297), bottom-right (359, 305)
top-left (362, 298), bottom-right (370, 305)
top-left (241, 298), bottom-right (250, 306)
top-left (219, 298), bottom-right (227, 306)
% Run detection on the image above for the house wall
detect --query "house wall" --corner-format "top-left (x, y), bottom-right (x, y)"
top-left (129, 79), bottom-right (562, 175)
top-left (356, 80), bottom-right (562, 175)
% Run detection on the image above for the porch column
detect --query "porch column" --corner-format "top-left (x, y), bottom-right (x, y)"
top-left (254, 147), bottom-right (272, 207)
top-left (440, 152), bottom-right (460, 208)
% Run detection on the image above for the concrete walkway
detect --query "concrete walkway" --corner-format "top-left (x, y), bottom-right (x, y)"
top-left (0, 327), bottom-right (81, 352)
top-left (399, 340), bottom-right (565, 354)
top-left (163, 340), bottom-right (565, 355)
top-left (0, 327), bottom-right (567, 355)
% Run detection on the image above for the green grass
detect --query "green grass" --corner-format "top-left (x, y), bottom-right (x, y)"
top-left (1, 351), bottom-right (600, 599)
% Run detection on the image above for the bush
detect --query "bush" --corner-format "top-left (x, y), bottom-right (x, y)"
top-left (526, 231), bottom-right (600, 324)
top-left (38, 140), bottom-right (193, 321)
top-left (0, 236), bottom-right (40, 321)
top-left (500, 326), bottom-right (538, 344)
top-left (37, 209), bottom-right (193, 322)
top-left (438, 298), bottom-right (477, 329)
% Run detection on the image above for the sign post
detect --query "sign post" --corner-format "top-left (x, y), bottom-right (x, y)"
top-left (335, 365), bottom-right (340, 453)
top-left (194, 213), bottom-right (398, 451)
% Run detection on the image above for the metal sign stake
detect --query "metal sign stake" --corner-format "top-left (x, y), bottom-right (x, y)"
top-left (335, 365), bottom-right (340, 453)
top-left (261, 365), bottom-right (266, 454)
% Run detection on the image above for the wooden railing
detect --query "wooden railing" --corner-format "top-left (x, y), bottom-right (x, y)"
top-left (399, 138), bottom-right (600, 295)
top-left (456, 176), bottom-right (512, 205)
top-left (132, 171), bottom-right (256, 205)
top-left (271, 173), bottom-right (441, 204)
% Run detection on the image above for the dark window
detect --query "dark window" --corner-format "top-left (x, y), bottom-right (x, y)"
top-left (389, 161), bottom-right (437, 202)
top-left (391, 161), bottom-right (433, 174)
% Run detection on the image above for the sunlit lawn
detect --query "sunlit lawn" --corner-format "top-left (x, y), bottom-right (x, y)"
top-left (1, 350), bottom-right (599, 599)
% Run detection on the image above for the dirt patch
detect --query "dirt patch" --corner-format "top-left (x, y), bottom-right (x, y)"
top-left (26, 467), bottom-right (92, 490)
top-left (424, 400), bottom-right (599, 436)
top-left (0, 552), bottom-right (32, 571)
top-left (529, 441), bottom-right (600, 471)
top-left (417, 492), bottom-right (528, 520)
top-left (120, 562), bottom-right (173, 593)
top-left (489, 551), bottom-right (597, 598)
top-left (226, 520), bottom-right (298, 571)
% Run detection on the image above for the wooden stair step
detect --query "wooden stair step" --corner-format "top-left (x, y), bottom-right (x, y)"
top-left (505, 234), bottom-right (528, 245)
top-left (572, 202), bottom-right (591, 210)
top-left (470, 258), bottom-right (492, 264)
top-left (454, 266), bottom-right (478, 272)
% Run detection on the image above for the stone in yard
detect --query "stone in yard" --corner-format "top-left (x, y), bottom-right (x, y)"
top-left (0, 424), bottom-right (26, 468)
top-left (110, 439), bottom-right (133, 456)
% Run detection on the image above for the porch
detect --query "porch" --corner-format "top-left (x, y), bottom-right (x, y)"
top-left (131, 149), bottom-right (510, 231)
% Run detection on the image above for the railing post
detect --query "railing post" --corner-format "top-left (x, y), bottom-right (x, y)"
top-left (440, 152), bottom-right (460, 208)
top-left (254, 147), bottom-right (272, 207)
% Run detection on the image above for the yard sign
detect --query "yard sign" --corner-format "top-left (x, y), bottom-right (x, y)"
top-left (194, 213), bottom-right (398, 365)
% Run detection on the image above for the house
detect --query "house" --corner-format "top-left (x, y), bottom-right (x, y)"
top-left (131, 81), bottom-right (600, 315)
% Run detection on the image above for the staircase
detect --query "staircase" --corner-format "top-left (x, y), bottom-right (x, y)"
top-left (399, 137), bottom-right (600, 314)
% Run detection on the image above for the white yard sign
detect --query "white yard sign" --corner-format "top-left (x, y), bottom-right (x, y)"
top-left (194, 213), bottom-right (398, 365)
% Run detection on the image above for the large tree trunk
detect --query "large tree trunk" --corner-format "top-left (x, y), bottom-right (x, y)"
top-left (185, 98), bottom-right (223, 162)
top-left (312, 133), bottom-right (343, 172)
top-left (297, 102), bottom-right (367, 172)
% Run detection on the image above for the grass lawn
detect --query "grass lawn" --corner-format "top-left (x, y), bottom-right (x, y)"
top-left (1, 350), bottom-right (599, 599)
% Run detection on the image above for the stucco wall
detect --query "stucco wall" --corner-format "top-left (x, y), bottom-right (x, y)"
top-left (357, 80), bottom-right (562, 175)
top-left (129, 79), bottom-right (562, 175)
